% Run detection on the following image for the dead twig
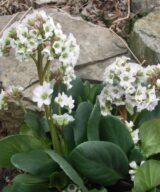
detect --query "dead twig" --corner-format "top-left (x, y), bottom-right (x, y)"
top-left (19, 6), bottom-right (33, 21)
top-left (0, 12), bottom-right (20, 35)
top-left (109, 27), bottom-right (143, 65)
top-left (0, 6), bottom-right (33, 36)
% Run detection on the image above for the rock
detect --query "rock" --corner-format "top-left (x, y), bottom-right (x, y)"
top-left (131, 0), bottom-right (160, 13)
top-left (0, 8), bottom-right (128, 130)
top-left (130, 9), bottom-right (160, 65)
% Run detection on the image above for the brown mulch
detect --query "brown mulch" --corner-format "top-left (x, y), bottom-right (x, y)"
top-left (0, 0), bottom-right (130, 32)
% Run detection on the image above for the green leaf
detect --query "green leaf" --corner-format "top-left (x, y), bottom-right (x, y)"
top-left (133, 160), bottom-right (160, 192)
top-left (74, 102), bottom-right (93, 145)
top-left (12, 174), bottom-right (48, 192)
top-left (128, 147), bottom-right (144, 163)
top-left (64, 122), bottom-right (75, 151)
top-left (49, 171), bottom-right (69, 189)
top-left (2, 186), bottom-right (13, 192)
top-left (139, 119), bottom-right (160, 157)
top-left (70, 141), bottom-right (128, 185)
top-left (87, 102), bottom-right (101, 140)
top-left (100, 116), bottom-right (134, 154)
top-left (45, 149), bottom-right (88, 192)
top-left (0, 135), bottom-right (46, 167)
top-left (89, 188), bottom-right (108, 192)
top-left (67, 78), bottom-right (86, 105)
top-left (11, 150), bottom-right (58, 178)
top-left (83, 82), bottom-right (103, 104)
top-left (23, 111), bottom-right (47, 138)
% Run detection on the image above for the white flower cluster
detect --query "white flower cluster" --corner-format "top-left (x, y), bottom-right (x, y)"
top-left (53, 113), bottom-right (74, 126)
top-left (0, 10), bottom-right (80, 90)
top-left (0, 85), bottom-right (24, 110)
top-left (99, 56), bottom-right (160, 116)
top-left (55, 92), bottom-right (74, 113)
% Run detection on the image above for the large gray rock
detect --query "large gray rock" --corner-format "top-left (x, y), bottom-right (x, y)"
top-left (130, 9), bottom-right (160, 65)
top-left (131, 0), bottom-right (160, 13)
top-left (0, 8), bottom-right (128, 130)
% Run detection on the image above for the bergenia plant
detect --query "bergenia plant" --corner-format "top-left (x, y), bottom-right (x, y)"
top-left (0, 10), bottom-right (160, 192)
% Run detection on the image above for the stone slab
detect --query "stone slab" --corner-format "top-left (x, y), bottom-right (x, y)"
top-left (130, 9), bottom-right (160, 65)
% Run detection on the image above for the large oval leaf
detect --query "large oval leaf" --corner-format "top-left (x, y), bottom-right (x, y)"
top-left (87, 102), bottom-right (101, 141)
top-left (0, 135), bottom-right (46, 167)
top-left (45, 149), bottom-right (88, 192)
top-left (70, 141), bottom-right (128, 185)
top-left (11, 150), bottom-right (58, 178)
top-left (133, 160), bottom-right (160, 192)
top-left (12, 174), bottom-right (48, 192)
top-left (100, 116), bottom-right (134, 154)
top-left (139, 119), bottom-right (160, 157)
top-left (74, 102), bottom-right (93, 145)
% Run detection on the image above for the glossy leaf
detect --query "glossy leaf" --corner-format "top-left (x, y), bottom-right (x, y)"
top-left (11, 174), bottom-right (48, 192)
top-left (89, 189), bottom-right (108, 192)
top-left (11, 150), bottom-right (58, 177)
top-left (23, 111), bottom-right (48, 139)
top-left (2, 186), bottom-right (13, 192)
top-left (49, 171), bottom-right (69, 189)
top-left (67, 78), bottom-right (86, 105)
top-left (100, 116), bottom-right (134, 154)
top-left (87, 102), bottom-right (101, 140)
top-left (46, 149), bottom-right (88, 192)
top-left (74, 102), bottom-right (93, 145)
top-left (128, 147), bottom-right (144, 163)
top-left (70, 141), bottom-right (128, 185)
top-left (0, 135), bottom-right (46, 167)
top-left (133, 160), bottom-right (160, 192)
top-left (139, 119), bottom-right (160, 157)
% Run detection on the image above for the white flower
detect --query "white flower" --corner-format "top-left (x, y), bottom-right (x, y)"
top-left (32, 82), bottom-right (53, 108)
top-left (53, 41), bottom-right (63, 54)
top-left (66, 95), bottom-right (75, 113)
top-left (129, 161), bottom-right (139, 181)
top-left (131, 129), bottom-right (139, 144)
top-left (135, 85), bottom-right (147, 104)
top-left (125, 120), bottom-right (134, 132)
top-left (53, 113), bottom-right (74, 126)
top-left (119, 72), bottom-right (135, 88)
top-left (55, 92), bottom-right (74, 113)
top-left (43, 17), bottom-right (55, 39)
top-left (55, 92), bottom-right (68, 108)
top-left (129, 161), bottom-right (138, 169)
top-left (59, 50), bottom-right (72, 65)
